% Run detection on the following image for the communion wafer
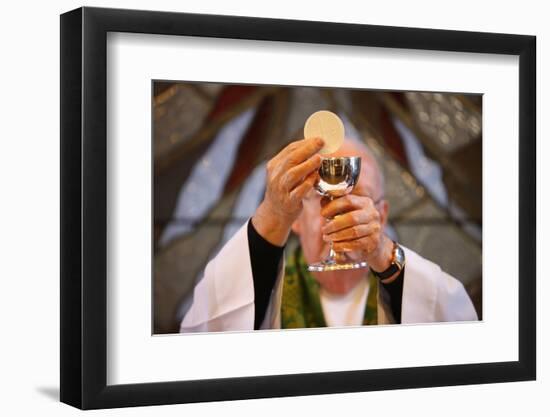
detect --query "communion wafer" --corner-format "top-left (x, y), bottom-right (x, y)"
top-left (304, 110), bottom-right (345, 155)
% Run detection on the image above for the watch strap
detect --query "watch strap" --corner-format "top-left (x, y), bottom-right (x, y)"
top-left (371, 241), bottom-right (404, 280)
top-left (372, 262), bottom-right (400, 280)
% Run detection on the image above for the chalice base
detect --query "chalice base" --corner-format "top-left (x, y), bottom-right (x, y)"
top-left (307, 259), bottom-right (368, 272)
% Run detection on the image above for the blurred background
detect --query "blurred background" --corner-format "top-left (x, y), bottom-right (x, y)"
top-left (153, 81), bottom-right (482, 334)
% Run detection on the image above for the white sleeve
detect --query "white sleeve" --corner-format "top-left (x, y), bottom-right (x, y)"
top-left (401, 246), bottom-right (478, 323)
top-left (179, 222), bottom-right (255, 332)
top-left (433, 270), bottom-right (478, 322)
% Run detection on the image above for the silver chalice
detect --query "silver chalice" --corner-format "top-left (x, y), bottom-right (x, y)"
top-left (308, 156), bottom-right (369, 272)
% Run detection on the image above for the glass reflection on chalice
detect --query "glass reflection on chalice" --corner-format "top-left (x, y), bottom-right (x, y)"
top-left (307, 156), bottom-right (369, 272)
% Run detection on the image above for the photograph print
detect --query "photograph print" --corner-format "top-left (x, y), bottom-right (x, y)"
top-left (152, 81), bottom-right (482, 335)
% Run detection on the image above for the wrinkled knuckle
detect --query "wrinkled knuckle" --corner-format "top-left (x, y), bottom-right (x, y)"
top-left (368, 198), bottom-right (376, 209)
top-left (342, 195), bottom-right (352, 207)
top-left (270, 173), bottom-right (280, 185)
top-left (280, 172), bottom-right (289, 185)
top-left (288, 156), bottom-right (299, 166)
top-left (268, 158), bottom-right (278, 171)
top-left (282, 182), bottom-right (292, 194)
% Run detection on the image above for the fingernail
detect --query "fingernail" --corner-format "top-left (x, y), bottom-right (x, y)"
top-left (316, 138), bottom-right (324, 147)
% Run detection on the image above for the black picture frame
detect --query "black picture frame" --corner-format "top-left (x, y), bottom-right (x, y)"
top-left (60, 6), bottom-right (536, 410)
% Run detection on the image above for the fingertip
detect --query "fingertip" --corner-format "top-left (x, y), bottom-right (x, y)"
top-left (308, 168), bottom-right (320, 180)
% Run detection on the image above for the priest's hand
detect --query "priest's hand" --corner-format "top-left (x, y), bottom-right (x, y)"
top-left (252, 137), bottom-right (324, 247)
top-left (320, 193), bottom-right (399, 283)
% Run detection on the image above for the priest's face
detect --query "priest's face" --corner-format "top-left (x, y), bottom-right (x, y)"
top-left (291, 141), bottom-right (389, 295)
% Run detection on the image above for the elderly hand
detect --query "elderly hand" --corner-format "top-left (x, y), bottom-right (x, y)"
top-left (252, 137), bottom-right (324, 247)
top-left (320, 193), bottom-right (397, 281)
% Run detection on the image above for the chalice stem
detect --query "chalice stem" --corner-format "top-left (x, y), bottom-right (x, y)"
top-left (325, 199), bottom-right (337, 265)
top-left (327, 242), bottom-right (337, 265)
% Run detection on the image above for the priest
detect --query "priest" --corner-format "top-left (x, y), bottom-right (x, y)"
top-left (180, 137), bottom-right (478, 332)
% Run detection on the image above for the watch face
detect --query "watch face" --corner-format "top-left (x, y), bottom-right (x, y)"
top-left (394, 244), bottom-right (405, 267)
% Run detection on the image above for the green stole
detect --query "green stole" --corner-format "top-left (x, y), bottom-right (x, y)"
top-left (281, 246), bottom-right (378, 328)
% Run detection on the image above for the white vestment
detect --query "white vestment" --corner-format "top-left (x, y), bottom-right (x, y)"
top-left (180, 222), bottom-right (478, 332)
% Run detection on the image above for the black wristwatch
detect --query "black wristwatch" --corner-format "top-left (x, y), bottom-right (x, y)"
top-left (371, 241), bottom-right (406, 280)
